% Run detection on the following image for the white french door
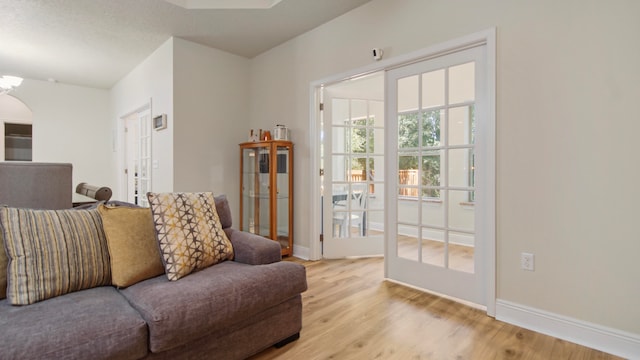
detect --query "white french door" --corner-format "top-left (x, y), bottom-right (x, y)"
top-left (385, 45), bottom-right (489, 305)
top-left (322, 80), bottom-right (385, 258)
top-left (123, 107), bottom-right (152, 207)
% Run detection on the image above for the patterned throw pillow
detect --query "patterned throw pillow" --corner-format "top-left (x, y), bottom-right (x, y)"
top-left (147, 192), bottom-right (234, 281)
top-left (98, 204), bottom-right (165, 287)
top-left (0, 207), bottom-right (111, 305)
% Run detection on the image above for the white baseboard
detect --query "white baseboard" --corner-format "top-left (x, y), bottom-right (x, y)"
top-left (292, 244), bottom-right (310, 260)
top-left (496, 299), bottom-right (640, 359)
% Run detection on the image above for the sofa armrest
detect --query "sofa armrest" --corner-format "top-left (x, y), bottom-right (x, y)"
top-left (225, 228), bottom-right (282, 265)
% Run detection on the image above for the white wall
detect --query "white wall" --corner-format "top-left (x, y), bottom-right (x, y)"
top-left (249, 0), bottom-right (640, 338)
top-left (8, 79), bottom-right (113, 189)
top-left (173, 38), bottom-right (250, 218)
top-left (110, 38), bottom-right (175, 199)
top-left (0, 95), bottom-right (32, 122)
top-left (109, 37), bottom-right (250, 216)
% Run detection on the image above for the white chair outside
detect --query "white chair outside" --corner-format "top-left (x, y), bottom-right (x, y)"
top-left (332, 183), bottom-right (368, 238)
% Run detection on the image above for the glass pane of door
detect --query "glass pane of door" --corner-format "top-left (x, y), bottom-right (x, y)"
top-left (276, 145), bottom-right (290, 249)
top-left (395, 60), bottom-right (476, 272)
top-left (137, 110), bottom-right (151, 207)
top-left (331, 98), bottom-right (380, 240)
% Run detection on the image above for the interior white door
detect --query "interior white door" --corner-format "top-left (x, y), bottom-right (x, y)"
top-left (124, 114), bottom-right (137, 203)
top-left (385, 45), bottom-right (488, 305)
top-left (123, 108), bottom-right (152, 207)
top-left (136, 110), bottom-right (152, 207)
top-left (322, 77), bottom-right (385, 258)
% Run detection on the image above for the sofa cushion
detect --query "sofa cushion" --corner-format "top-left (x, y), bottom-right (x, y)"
top-left (147, 192), bottom-right (234, 281)
top-left (214, 194), bottom-right (232, 229)
top-left (0, 286), bottom-right (148, 360)
top-left (0, 207), bottom-right (111, 305)
top-left (97, 204), bottom-right (165, 288)
top-left (119, 260), bottom-right (307, 353)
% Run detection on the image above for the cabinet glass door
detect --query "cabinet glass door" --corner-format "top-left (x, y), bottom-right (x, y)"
top-left (276, 145), bottom-right (290, 249)
top-left (242, 146), bottom-right (271, 238)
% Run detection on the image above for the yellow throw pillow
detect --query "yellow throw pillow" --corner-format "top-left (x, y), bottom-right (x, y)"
top-left (98, 204), bottom-right (165, 287)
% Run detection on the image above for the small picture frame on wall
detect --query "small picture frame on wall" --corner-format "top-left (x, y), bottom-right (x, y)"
top-left (153, 114), bottom-right (167, 131)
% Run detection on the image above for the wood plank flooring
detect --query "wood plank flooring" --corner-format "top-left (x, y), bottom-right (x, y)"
top-left (249, 257), bottom-right (621, 360)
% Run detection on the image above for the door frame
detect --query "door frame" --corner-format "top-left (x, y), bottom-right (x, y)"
top-left (308, 28), bottom-right (496, 315)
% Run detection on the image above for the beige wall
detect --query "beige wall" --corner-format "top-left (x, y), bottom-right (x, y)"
top-left (173, 38), bottom-right (250, 217)
top-left (249, 0), bottom-right (640, 335)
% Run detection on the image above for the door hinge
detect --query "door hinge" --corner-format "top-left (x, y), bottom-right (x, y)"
top-left (319, 169), bottom-right (324, 176)
top-left (319, 103), bottom-right (324, 111)
top-left (124, 168), bottom-right (128, 174)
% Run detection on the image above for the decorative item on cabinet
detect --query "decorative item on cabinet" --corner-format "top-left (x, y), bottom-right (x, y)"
top-left (239, 140), bottom-right (293, 256)
top-left (273, 124), bottom-right (290, 141)
top-left (248, 126), bottom-right (290, 142)
top-left (262, 130), bottom-right (272, 141)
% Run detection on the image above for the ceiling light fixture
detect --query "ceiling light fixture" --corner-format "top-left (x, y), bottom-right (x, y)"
top-left (165, 0), bottom-right (283, 9)
top-left (0, 75), bottom-right (23, 95)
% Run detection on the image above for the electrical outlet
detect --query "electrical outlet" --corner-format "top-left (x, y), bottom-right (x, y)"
top-left (521, 252), bottom-right (534, 271)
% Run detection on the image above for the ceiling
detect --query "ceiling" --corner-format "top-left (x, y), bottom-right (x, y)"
top-left (0, 0), bottom-right (371, 89)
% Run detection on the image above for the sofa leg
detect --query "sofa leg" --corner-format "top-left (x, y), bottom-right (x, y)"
top-left (274, 332), bottom-right (300, 348)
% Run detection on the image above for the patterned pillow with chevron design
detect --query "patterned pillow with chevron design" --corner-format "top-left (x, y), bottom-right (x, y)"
top-left (146, 192), bottom-right (234, 281)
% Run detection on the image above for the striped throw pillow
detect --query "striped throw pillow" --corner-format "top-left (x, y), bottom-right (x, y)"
top-left (0, 207), bottom-right (111, 305)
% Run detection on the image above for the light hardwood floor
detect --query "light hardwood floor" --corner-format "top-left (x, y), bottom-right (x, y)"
top-left (249, 256), bottom-right (621, 360)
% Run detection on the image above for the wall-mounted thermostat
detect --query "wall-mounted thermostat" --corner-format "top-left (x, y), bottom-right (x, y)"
top-left (153, 114), bottom-right (167, 130)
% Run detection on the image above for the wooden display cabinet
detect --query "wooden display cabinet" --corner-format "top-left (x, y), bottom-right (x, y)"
top-left (239, 140), bottom-right (293, 256)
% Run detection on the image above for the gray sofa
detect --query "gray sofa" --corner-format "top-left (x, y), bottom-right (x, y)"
top-left (0, 194), bottom-right (307, 359)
